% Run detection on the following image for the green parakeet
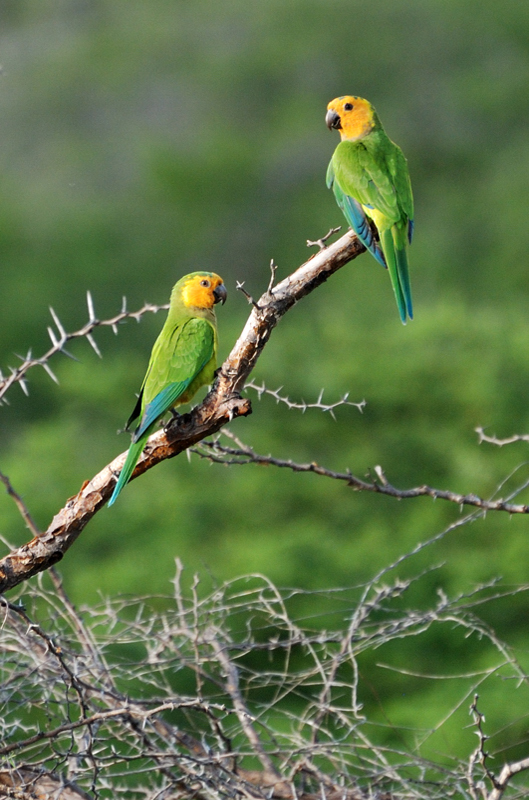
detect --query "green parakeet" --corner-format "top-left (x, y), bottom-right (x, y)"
top-left (325, 95), bottom-right (414, 323)
top-left (108, 271), bottom-right (227, 506)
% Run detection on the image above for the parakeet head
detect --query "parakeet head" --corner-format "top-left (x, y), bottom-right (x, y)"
top-left (177, 272), bottom-right (227, 310)
top-left (325, 96), bottom-right (376, 141)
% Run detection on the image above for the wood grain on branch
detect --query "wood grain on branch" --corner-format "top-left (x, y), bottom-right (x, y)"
top-left (0, 229), bottom-right (363, 593)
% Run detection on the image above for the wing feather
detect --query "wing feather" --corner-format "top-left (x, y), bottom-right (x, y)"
top-left (134, 317), bottom-right (215, 440)
top-left (328, 156), bottom-right (386, 267)
top-left (333, 139), bottom-right (413, 228)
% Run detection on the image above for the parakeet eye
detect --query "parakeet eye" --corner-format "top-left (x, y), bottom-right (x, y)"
top-left (200, 279), bottom-right (210, 287)
top-left (344, 102), bottom-right (353, 111)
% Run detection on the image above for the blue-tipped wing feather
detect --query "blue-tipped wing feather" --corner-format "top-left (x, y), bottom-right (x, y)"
top-left (327, 160), bottom-right (386, 267)
top-left (134, 379), bottom-right (194, 441)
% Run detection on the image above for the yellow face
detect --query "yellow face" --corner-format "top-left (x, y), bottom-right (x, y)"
top-left (181, 273), bottom-right (227, 310)
top-left (326, 96), bottom-right (375, 141)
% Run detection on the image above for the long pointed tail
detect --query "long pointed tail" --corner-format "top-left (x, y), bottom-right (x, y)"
top-left (380, 227), bottom-right (413, 324)
top-left (395, 242), bottom-right (413, 320)
top-left (108, 434), bottom-right (148, 507)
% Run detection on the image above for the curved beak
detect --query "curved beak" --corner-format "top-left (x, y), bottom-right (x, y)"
top-left (325, 108), bottom-right (342, 131)
top-left (213, 282), bottom-right (227, 305)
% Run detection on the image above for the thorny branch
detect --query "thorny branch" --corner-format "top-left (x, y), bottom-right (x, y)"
top-left (195, 436), bottom-right (529, 515)
top-left (469, 694), bottom-right (498, 793)
top-left (0, 292), bottom-right (170, 404)
top-left (1, 565), bottom-right (528, 799)
top-left (0, 228), bottom-right (365, 592)
top-left (208, 633), bottom-right (282, 781)
top-left (245, 381), bottom-right (365, 416)
top-left (468, 694), bottom-right (529, 800)
top-left (476, 427), bottom-right (529, 447)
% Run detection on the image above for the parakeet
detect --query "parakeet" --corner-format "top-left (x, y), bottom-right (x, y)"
top-left (325, 95), bottom-right (414, 323)
top-left (108, 271), bottom-right (227, 506)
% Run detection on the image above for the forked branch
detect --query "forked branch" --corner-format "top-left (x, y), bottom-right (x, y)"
top-left (0, 229), bottom-right (364, 593)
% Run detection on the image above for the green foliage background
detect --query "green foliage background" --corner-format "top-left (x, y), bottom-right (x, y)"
top-left (2, 0), bottom-right (529, 771)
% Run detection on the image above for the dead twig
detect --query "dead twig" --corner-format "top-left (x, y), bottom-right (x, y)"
top-left (195, 439), bottom-right (529, 515)
top-left (208, 632), bottom-right (282, 782)
top-left (0, 470), bottom-right (41, 537)
top-left (307, 226), bottom-right (342, 251)
top-left (245, 381), bottom-right (365, 416)
top-left (0, 294), bottom-right (170, 404)
top-left (468, 694), bottom-right (529, 800)
top-left (236, 280), bottom-right (261, 309)
top-left (476, 427), bottom-right (529, 447)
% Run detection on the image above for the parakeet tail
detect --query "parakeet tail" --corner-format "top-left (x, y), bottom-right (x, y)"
top-left (380, 228), bottom-right (411, 324)
top-left (395, 238), bottom-right (413, 320)
top-left (108, 434), bottom-right (148, 506)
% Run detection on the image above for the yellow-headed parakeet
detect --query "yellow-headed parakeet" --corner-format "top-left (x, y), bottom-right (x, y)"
top-left (108, 271), bottom-right (227, 506)
top-left (325, 95), bottom-right (414, 323)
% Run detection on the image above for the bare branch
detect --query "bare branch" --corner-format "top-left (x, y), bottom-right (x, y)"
top-left (0, 229), bottom-right (364, 592)
top-left (0, 469), bottom-right (41, 537)
top-left (195, 439), bottom-right (529, 515)
top-left (209, 632), bottom-right (282, 781)
top-left (245, 381), bottom-right (365, 416)
top-left (307, 226), bottom-right (342, 251)
top-left (469, 694), bottom-right (499, 791)
top-left (0, 768), bottom-right (92, 800)
top-left (236, 279), bottom-right (261, 309)
top-left (1, 568), bottom-right (525, 799)
top-left (468, 694), bottom-right (529, 800)
top-left (476, 427), bottom-right (529, 447)
top-left (0, 697), bottom-right (230, 759)
top-left (487, 757), bottom-right (529, 800)
top-left (0, 298), bottom-right (171, 404)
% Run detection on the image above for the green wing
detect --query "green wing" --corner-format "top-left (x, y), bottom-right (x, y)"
top-left (108, 317), bottom-right (215, 506)
top-left (136, 317), bottom-right (215, 437)
top-left (334, 137), bottom-right (412, 228)
top-left (328, 156), bottom-right (386, 267)
top-left (124, 317), bottom-right (212, 430)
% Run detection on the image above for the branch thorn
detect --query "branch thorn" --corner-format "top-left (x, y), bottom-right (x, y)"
top-left (267, 259), bottom-right (278, 295)
top-left (236, 281), bottom-right (261, 310)
top-left (307, 226), bottom-right (341, 251)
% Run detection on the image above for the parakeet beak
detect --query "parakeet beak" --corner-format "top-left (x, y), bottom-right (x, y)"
top-left (325, 109), bottom-right (342, 131)
top-left (213, 283), bottom-right (227, 305)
